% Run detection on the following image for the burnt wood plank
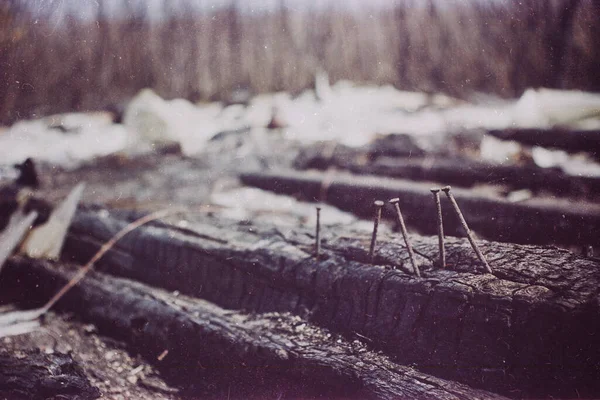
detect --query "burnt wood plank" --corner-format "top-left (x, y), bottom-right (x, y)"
top-left (487, 128), bottom-right (600, 158)
top-left (64, 208), bottom-right (600, 397)
top-left (358, 157), bottom-right (600, 197)
top-left (294, 141), bottom-right (600, 197)
top-left (1, 257), bottom-right (508, 400)
top-left (240, 169), bottom-right (600, 247)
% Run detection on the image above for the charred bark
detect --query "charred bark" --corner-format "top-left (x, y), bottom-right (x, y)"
top-left (240, 170), bottom-right (600, 247)
top-left (1, 257), bottom-right (508, 400)
top-left (0, 349), bottom-right (100, 400)
top-left (63, 208), bottom-right (600, 397)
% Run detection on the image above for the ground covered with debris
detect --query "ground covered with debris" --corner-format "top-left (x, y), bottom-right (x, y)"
top-left (1, 311), bottom-right (184, 400)
top-left (1, 84), bottom-right (600, 399)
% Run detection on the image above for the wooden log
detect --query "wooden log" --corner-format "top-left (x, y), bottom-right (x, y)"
top-left (63, 208), bottom-right (600, 398)
top-left (293, 142), bottom-right (600, 198)
top-left (1, 257), bottom-right (509, 400)
top-left (359, 157), bottom-right (600, 197)
top-left (487, 128), bottom-right (600, 158)
top-left (240, 170), bottom-right (600, 247)
top-left (0, 348), bottom-right (100, 400)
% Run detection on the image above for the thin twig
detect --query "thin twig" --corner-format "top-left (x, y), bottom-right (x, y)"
top-left (40, 206), bottom-right (191, 313)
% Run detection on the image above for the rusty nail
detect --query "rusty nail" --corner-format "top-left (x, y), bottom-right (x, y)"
top-left (430, 188), bottom-right (445, 268)
top-left (441, 186), bottom-right (493, 273)
top-left (368, 200), bottom-right (385, 264)
top-left (389, 198), bottom-right (420, 277)
top-left (315, 206), bottom-right (322, 259)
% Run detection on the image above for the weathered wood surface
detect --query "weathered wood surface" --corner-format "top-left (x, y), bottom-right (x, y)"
top-left (64, 208), bottom-right (600, 397)
top-left (1, 257), bottom-right (508, 400)
top-left (240, 170), bottom-right (600, 247)
top-left (294, 142), bottom-right (600, 197)
top-left (0, 349), bottom-right (100, 400)
top-left (487, 128), bottom-right (600, 158)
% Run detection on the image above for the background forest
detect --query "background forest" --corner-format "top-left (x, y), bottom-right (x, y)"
top-left (1, 0), bottom-right (598, 123)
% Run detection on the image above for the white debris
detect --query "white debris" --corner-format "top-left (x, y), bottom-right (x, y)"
top-left (531, 146), bottom-right (569, 169)
top-left (512, 88), bottom-right (600, 128)
top-left (20, 183), bottom-right (85, 260)
top-left (506, 189), bottom-right (533, 203)
top-left (0, 309), bottom-right (42, 338)
top-left (123, 89), bottom-right (233, 155)
top-left (211, 187), bottom-right (358, 227)
top-left (278, 83), bottom-right (458, 146)
top-left (0, 210), bottom-right (38, 274)
top-left (0, 112), bottom-right (128, 168)
top-left (530, 147), bottom-right (600, 177)
top-left (1, 84), bottom-right (599, 169)
top-left (480, 136), bottom-right (523, 164)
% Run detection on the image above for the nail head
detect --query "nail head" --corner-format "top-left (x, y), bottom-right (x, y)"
top-left (441, 186), bottom-right (451, 192)
top-left (374, 200), bottom-right (384, 207)
top-left (388, 198), bottom-right (400, 204)
top-left (430, 188), bottom-right (440, 193)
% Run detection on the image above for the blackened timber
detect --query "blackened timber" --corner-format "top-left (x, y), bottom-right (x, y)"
top-left (1, 257), bottom-right (509, 400)
top-left (487, 128), bottom-right (600, 158)
top-left (240, 169), bottom-right (600, 247)
top-left (355, 157), bottom-right (600, 197)
top-left (294, 143), bottom-right (600, 197)
top-left (64, 208), bottom-right (600, 397)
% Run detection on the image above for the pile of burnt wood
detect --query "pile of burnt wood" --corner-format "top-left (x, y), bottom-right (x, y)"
top-left (3, 199), bottom-right (592, 398)
top-left (249, 127), bottom-right (600, 250)
top-left (2, 126), bottom-right (600, 399)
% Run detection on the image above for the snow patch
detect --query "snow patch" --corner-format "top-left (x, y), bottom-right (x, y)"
top-left (1, 83), bottom-right (599, 170)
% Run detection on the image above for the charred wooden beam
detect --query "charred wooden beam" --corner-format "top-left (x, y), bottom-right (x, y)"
top-left (358, 157), bottom-right (600, 197)
top-left (63, 208), bottom-right (600, 397)
top-left (1, 257), bottom-right (508, 400)
top-left (294, 142), bottom-right (600, 198)
top-left (0, 349), bottom-right (100, 400)
top-left (240, 170), bottom-right (600, 247)
top-left (487, 128), bottom-right (600, 158)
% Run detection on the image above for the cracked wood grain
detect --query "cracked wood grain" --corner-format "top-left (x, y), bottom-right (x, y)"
top-left (64, 208), bottom-right (600, 397)
top-left (1, 257), bottom-right (508, 400)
